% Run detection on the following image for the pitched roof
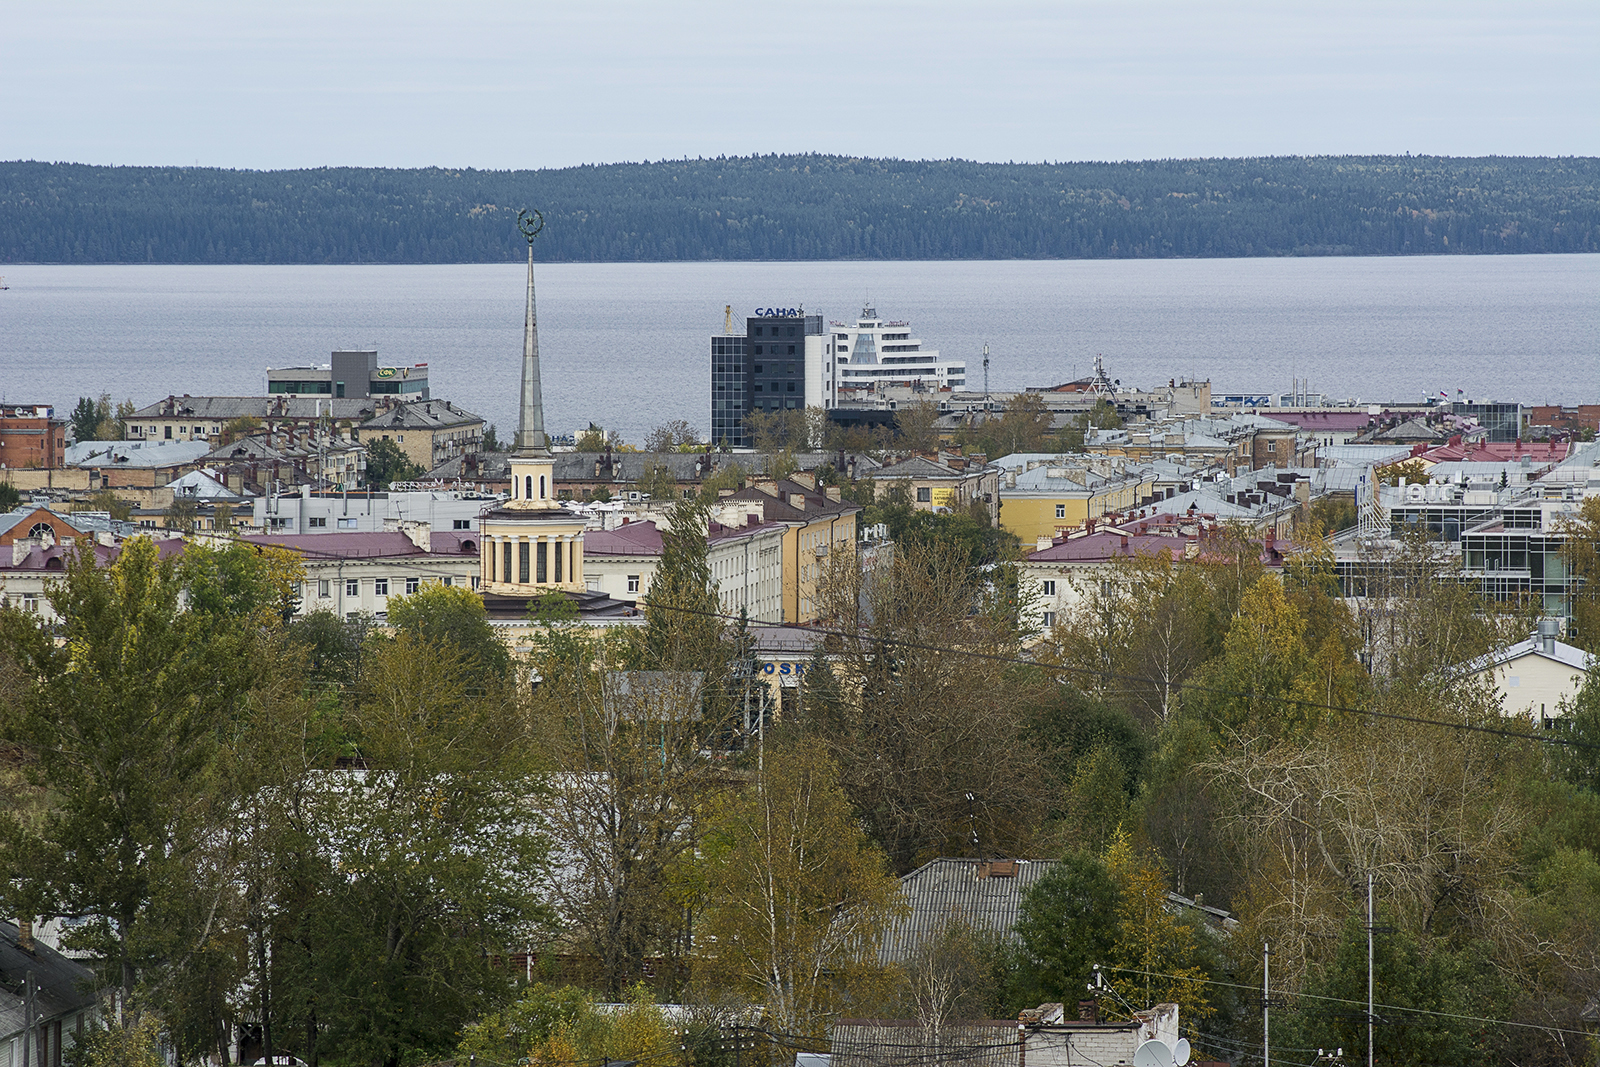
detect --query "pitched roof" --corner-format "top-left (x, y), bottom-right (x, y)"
top-left (867, 456), bottom-right (966, 480)
top-left (1027, 532), bottom-right (1185, 563)
top-left (878, 857), bottom-right (1056, 964)
top-left (725, 478), bottom-right (862, 523)
top-left (0, 921), bottom-right (99, 1039)
top-left (65, 440), bottom-right (213, 468)
top-left (166, 469), bottom-right (247, 501)
top-left (0, 507), bottom-right (91, 541)
top-left (243, 531), bottom-right (431, 559)
top-left (1461, 633), bottom-right (1594, 675)
top-left (584, 521), bottom-right (666, 558)
top-left (130, 396), bottom-right (376, 421)
top-left (359, 400), bottom-right (482, 432)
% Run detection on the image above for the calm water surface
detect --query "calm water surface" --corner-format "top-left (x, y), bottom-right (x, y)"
top-left (1, 256), bottom-right (1595, 445)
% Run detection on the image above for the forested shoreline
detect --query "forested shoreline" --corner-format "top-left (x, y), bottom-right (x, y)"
top-left (1, 154), bottom-right (1597, 264)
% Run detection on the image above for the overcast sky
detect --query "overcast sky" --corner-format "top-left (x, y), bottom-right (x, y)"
top-left (3, 0), bottom-right (1596, 170)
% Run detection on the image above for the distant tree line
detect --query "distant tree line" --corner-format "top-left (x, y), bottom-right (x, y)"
top-left (1, 154), bottom-right (1597, 263)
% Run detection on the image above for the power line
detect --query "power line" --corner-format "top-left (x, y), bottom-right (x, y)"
top-left (629, 600), bottom-right (1600, 752)
top-left (1098, 964), bottom-right (1594, 1040)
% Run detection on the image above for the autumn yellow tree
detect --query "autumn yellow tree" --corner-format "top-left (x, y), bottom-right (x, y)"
top-left (1104, 832), bottom-right (1211, 1022)
top-left (692, 739), bottom-right (904, 1036)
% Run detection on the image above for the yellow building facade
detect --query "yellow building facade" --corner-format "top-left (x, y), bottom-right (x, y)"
top-left (998, 468), bottom-right (1154, 544)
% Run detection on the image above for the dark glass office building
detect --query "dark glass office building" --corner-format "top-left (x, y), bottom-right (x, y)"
top-left (710, 314), bottom-right (824, 448)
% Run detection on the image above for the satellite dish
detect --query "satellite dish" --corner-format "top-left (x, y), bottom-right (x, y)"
top-left (1133, 1040), bottom-right (1173, 1067)
top-left (1173, 1038), bottom-right (1191, 1066)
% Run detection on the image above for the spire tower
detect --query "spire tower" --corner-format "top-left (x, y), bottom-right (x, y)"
top-left (515, 208), bottom-right (549, 456)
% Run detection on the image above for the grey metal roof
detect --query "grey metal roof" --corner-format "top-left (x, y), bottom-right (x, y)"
top-left (878, 857), bottom-right (1056, 964)
top-left (359, 400), bottom-right (482, 432)
top-left (130, 396), bottom-right (376, 421)
top-left (64, 440), bottom-right (213, 468)
top-left (0, 922), bottom-right (99, 1041)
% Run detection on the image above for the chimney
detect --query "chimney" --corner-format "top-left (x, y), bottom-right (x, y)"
top-left (1120, 534), bottom-right (1129, 550)
top-left (1077, 1000), bottom-right (1099, 1024)
top-left (17, 918), bottom-right (33, 953)
top-left (397, 520), bottom-right (431, 552)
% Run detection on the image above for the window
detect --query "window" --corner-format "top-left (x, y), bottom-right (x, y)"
top-left (405, 576), bottom-right (419, 595)
top-left (627, 574), bottom-right (641, 594)
top-left (471, 576), bottom-right (480, 589)
top-left (375, 578), bottom-right (389, 596)
top-left (164, 425), bottom-right (173, 439)
top-left (916, 487), bottom-right (931, 502)
top-left (346, 579), bottom-right (359, 597)
top-left (1042, 611), bottom-right (1057, 628)
top-left (786, 362), bottom-right (795, 372)
top-left (787, 345), bottom-right (796, 354)
top-left (318, 580), bottom-right (331, 598)
top-left (453, 519), bottom-right (470, 530)
top-left (22, 595), bottom-right (38, 613)
top-left (442, 577), bottom-right (452, 587)
top-left (308, 516), bottom-right (328, 528)
top-left (1042, 580), bottom-right (1057, 596)
top-left (786, 326), bottom-right (796, 337)
top-left (753, 327), bottom-right (763, 336)
top-left (786, 382), bottom-right (795, 392)
top-left (338, 518), bottom-right (357, 529)
top-left (1055, 504), bottom-right (1066, 519)
top-left (537, 541), bottom-right (548, 583)
top-left (753, 344), bottom-right (764, 354)
top-left (753, 363), bottom-right (763, 373)
top-left (518, 542), bottom-right (530, 583)
top-left (754, 384), bottom-right (763, 392)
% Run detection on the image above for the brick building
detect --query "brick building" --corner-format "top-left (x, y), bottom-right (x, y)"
top-left (0, 404), bottom-right (68, 471)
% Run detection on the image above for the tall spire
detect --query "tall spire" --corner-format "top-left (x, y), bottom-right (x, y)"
top-left (515, 209), bottom-right (549, 456)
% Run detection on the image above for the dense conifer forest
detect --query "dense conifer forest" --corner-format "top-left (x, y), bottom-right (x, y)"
top-left (1, 154), bottom-right (1597, 263)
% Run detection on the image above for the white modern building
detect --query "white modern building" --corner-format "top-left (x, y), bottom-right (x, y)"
top-left (827, 306), bottom-right (967, 407)
top-left (251, 487), bottom-right (496, 535)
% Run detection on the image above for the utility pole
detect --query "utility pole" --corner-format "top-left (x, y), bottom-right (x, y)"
top-left (1262, 942), bottom-right (1270, 1067)
top-left (1368, 871), bottom-right (1375, 1067)
top-left (22, 970), bottom-right (34, 1067)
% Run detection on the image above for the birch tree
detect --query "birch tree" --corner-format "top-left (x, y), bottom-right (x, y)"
top-left (693, 739), bottom-right (903, 1036)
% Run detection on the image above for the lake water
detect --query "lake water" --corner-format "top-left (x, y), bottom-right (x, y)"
top-left (1, 255), bottom-right (1596, 445)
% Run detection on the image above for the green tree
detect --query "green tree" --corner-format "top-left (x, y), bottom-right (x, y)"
top-left (637, 461), bottom-right (679, 502)
top-left (693, 738), bottom-right (904, 1035)
top-left (385, 581), bottom-right (510, 681)
top-left (300, 635), bottom-right (551, 1067)
top-left (644, 418), bottom-right (700, 452)
top-left (363, 437), bottom-right (424, 488)
top-left (894, 400), bottom-right (943, 453)
top-left (459, 983), bottom-right (679, 1067)
top-left (69, 395), bottom-right (119, 441)
top-left (1014, 851), bottom-right (1118, 1001)
top-left (481, 423), bottom-right (503, 452)
top-left (635, 496), bottom-right (725, 674)
top-left (0, 538), bottom-right (264, 1005)
top-left (0, 481), bottom-right (21, 512)
top-left (811, 539), bottom-right (1054, 871)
